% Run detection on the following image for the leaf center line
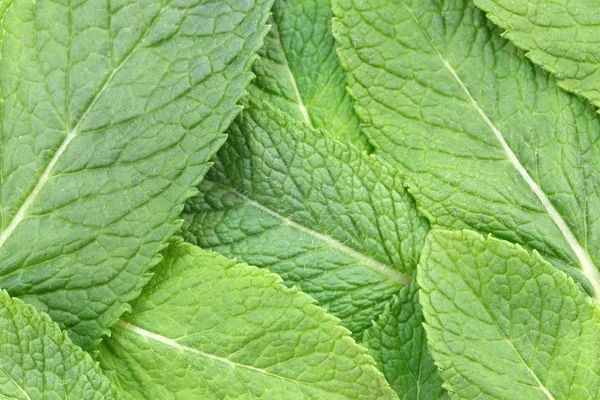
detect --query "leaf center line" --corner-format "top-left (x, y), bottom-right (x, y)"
top-left (435, 238), bottom-right (557, 400)
top-left (0, 362), bottom-right (32, 400)
top-left (117, 321), bottom-right (323, 390)
top-left (503, 338), bottom-right (557, 400)
top-left (219, 183), bottom-right (411, 285)
top-left (0, 0), bottom-right (16, 230)
top-left (404, 5), bottom-right (600, 297)
top-left (0, 5), bottom-right (168, 252)
top-left (271, 22), bottom-right (313, 128)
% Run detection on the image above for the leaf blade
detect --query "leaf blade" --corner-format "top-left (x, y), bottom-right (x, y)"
top-left (473, 0), bottom-right (600, 110)
top-left (180, 99), bottom-right (428, 336)
top-left (332, 0), bottom-right (600, 296)
top-left (0, 0), bottom-right (272, 349)
top-left (418, 230), bottom-right (600, 399)
top-left (0, 290), bottom-right (119, 399)
top-left (363, 282), bottom-right (448, 399)
top-left (98, 241), bottom-right (397, 400)
top-left (250, 0), bottom-right (368, 147)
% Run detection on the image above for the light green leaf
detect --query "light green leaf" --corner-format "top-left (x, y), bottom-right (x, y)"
top-left (363, 281), bottom-right (447, 400)
top-left (98, 240), bottom-right (397, 400)
top-left (418, 229), bottom-right (600, 399)
top-left (333, 0), bottom-right (600, 297)
top-left (250, 0), bottom-right (368, 148)
top-left (180, 99), bottom-right (428, 336)
top-left (0, 0), bottom-right (272, 349)
top-left (0, 290), bottom-right (119, 399)
top-left (474, 0), bottom-right (600, 110)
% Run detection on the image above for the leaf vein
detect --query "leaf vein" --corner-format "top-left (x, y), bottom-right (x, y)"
top-left (118, 321), bottom-right (331, 397)
top-left (216, 182), bottom-right (412, 285)
top-left (270, 21), bottom-right (313, 128)
top-left (404, 4), bottom-right (600, 297)
top-left (0, 3), bottom-right (170, 252)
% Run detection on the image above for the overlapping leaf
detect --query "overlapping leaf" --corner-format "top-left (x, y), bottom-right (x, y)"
top-left (250, 0), bottom-right (368, 148)
top-left (0, 290), bottom-right (120, 399)
top-left (419, 230), bottom-right (600, 399)
top-left (98, 240), bottom-right (397, 399)
top-left (180, 100), bottom-right (428, 336)
top-left (363, 281), bottom-right (447, 399)
top-left (474, 0), bottom-right (600, 110)
top-left (0, 0), bottom-right (272, 348)
top-left (333, 0), bottom-right (600, 297)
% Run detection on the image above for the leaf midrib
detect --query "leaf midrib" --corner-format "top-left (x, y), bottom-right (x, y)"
top-left (216, 182), bottom-right (412, 285)
top-left (0, 4), bottom-right (169, 252)
top-left (270, 20), bottom-right (314, 128)
top-left (404, 4), bottom-right (600, 297)
top-left (0, 0), bottom-right (16, 231)
top-left (504, 338), bottom-right (557, 400)
top-left (425, 232), bottom-right (557, 399)
top-left (117, 320), bottom-right (339, 397)
top-left (439, 239), bottom-right (557, 400)
top-left (0, 363), bottom-right (32, 400)
top-left (451, 279), bottom-right (557, 399)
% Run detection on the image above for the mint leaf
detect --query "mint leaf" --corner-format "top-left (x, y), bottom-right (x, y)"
top-left (98, 240), bottom-right (397, 399)
top-left (0, 290), bottom-right (119, 399)
top-left (363, 281), bottom-right (447, 400)
top-left (0, 0), bottom-right (272, 349)
top-left (333, 0), bottom-right (600, 296)
top-left (180, 99), bottom-right (427, 336)
top-left (474, 0), bottom-right (600, 109)
top-left (250, 0), bottom-right (368, 148)
top-left (418, 229), bottom-right (600, 399)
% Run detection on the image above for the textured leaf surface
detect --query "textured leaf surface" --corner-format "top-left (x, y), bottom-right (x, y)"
top-left (98, 241), bottom-right (397, 400)
top-left (180, 100), bottom-right (428, 336)
top-left (474, 0), bottom-right (600, 109)
top-left (418, 230), bottom-right (600, 399)
top-left (363, 282), bottom-right (447, 400)
top-left (0, 0), bottom-right (271, 349)
top-left (250, 0), bottom-right (367, 147)
top-left (0, 290), bottom-right (119, 399)
top-left (333, 0), bottom-right (600, 296)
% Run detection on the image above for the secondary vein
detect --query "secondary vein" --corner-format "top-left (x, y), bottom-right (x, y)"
top-left (404, 5), bottom-right (600, 298)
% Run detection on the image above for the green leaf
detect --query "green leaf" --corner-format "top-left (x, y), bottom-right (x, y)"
top-left (250, 0), bottom-right (368, 148)
top-left (0, 290), bottom-right (119, 399)
top-left (180, 99), bottom-right (428, 336)
top-left (98, 240), bottom-right (397, 399)
top-left (418, 229), bottom-right (600, 399)
top-left (0, 0), bottom-right (272, 349)
top-left (363, 281), bottom-right (447, 400)
top-left (333, 0), bottom-right (600, 296)
top-left (473, 0), bottom-right (600, 110)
